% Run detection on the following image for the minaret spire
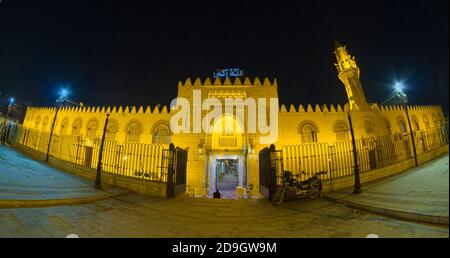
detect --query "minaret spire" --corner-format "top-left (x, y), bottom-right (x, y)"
top-left (334, 41), bottom-right (370, 111)
top-left (335, 39), bottom-right (343, 49)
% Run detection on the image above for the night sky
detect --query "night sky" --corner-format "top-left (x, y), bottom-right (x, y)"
top-left (0, 0), bottom-right (448, 116)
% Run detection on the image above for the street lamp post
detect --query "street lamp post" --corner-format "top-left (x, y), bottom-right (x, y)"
top-left (95, 113), bottom-right (110, 189)
top-left (1, 97), bottom-right (15, 143)
top-left (395, 84), bottom-right (418, 167)
top-left (6, 97), bottom-right (14, 117)
top-left (45, 97), bottom-right (63, 162)
top-left (347, 111), bottom-right (361, 194)
top-left (45, 89), bottom-right (69, 163)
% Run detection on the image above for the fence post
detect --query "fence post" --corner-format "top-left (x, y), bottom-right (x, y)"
top-left (347, 111), bottom-right (361, 194)
top-left (95, 113), bottom-right (110, 189)
top-left (166, 143), bottom-right (175, 198)
top-left (404, 104), bottom-right (418, 167)
top-left (1, 116), bottom-right (9, 144)
top-left (268, 144), bottom-right (277, 201)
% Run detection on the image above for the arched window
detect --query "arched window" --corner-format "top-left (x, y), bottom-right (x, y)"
top-left (334, 122), bottom-right (349, 141)
top-left (411, 115), bottom-right (420, 131)
top-left (152, 124), bottom-right (171, 144)
top-left (397, 116), bottom-right (407, 134)
top-left (41, 116), bottom-right (49, 131)
top-left (34, 116), bottom-right (41, 129)
top-left (383, 117), bottom-right (392, 135)
top-left (72, 118), bottom-right (83, 136)
top-left (125, 120), bottom-right (142, 143)
top-left (60, 117), bottom-right (69, 134)
top-left (432, 114), bottom-right (438, 128)
top-left (438, 114), bottom-right (444, 127)
top-left (105, 119), bottom-right (119, 141)
top-left (423, 115), bottom-right (430, 129)
top-left (298, 122), bottom-right (318, 143)
top-left (86, 119), bottom-right (99, 139)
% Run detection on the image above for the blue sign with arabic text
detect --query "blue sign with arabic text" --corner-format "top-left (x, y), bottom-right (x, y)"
top-left (213, 68), bottom-right (244, 78)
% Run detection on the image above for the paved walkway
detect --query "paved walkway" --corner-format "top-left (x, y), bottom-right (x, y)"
top-left (0, 145), bottom-right (127, 206)
top-left (0, 193), bottom-right (447, 238)
top-left (325, 154), bottom-right (449, 225)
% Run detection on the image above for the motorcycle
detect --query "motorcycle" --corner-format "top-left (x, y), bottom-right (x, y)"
top-left (272, 170), bottom-right (327, 206)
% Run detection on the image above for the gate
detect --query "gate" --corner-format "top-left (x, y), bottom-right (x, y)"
top-left (166, 143), bottom-right (188, 198)
top-left (258, 144), bottom-right (281, 200)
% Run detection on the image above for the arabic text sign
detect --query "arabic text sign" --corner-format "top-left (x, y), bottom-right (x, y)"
top-left (213, 68), bottom-right (243, 78)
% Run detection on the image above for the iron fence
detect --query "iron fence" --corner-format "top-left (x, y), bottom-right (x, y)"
top-left (281, 125), bottom-right (449, 181)
top-left (9, 125), bottom-right (169, 182)
top-left (4, 122), bottom-right (450, 186)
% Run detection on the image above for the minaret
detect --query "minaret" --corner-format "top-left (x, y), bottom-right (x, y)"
top-left (334, 41), bottom-right (370, 111)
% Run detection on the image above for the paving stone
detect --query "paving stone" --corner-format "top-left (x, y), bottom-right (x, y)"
top-left (0, 145), bottom-right (128, 204)
top-left (325, 155), bottom-right (449, 223)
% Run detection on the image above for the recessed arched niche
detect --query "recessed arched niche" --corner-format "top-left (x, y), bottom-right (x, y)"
top-left (211, 114), bottom-right (244, 150)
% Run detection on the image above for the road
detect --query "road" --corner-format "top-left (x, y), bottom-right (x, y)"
top-left (0, 145), bottom-right (448, 238)
top-left (0, 193), bottom-right (447, 238)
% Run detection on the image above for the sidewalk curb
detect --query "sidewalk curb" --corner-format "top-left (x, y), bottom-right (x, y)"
top-left (0, 191), bottom-right (129, 209)
top-left (324, 195), bottom-right (449, 226)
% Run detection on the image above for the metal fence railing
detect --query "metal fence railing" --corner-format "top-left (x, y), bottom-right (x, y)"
top-left (3, 121), bottom-right (449, 185)
top-left (281, 124), bottom-right (449, 182)
top-left (8, 124), bottom-right (170, 182)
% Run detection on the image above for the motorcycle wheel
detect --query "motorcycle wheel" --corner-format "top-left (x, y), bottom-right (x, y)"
top-left (272, 186), bottom-right (287, 206)
top-left (307, 181), bottom-right (321, 200)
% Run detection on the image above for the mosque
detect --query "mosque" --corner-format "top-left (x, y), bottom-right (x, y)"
top-left (20, 42), bottom-right (446, 198)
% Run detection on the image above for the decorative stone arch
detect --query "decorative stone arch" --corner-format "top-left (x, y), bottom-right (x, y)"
top-left (86, 118), bottom-right (99, 139)
top-left (297, 120), bottom-right (320, 133)
top-left (298, 120), bottom-right (319, 143)
top-left (71, 118), bottom-right (83, 136)
top-left (34, 116), bottom-right (41, 129)
top-left (41, 116), bottom-right (49, 131)
top-left (438, 113), bottom-right (444, 127)
top-left (411, 115), bottom-right (420, 131)
top-left (60, 117), bottom-right (70, 134)
top-left (423, 114), bottom-right (430, 129)
top-left (397, 116), bottom-right (407, 134)
top-left (124, 119), bottom-right (143, 143)
top-left (211, 114), bottom-right (244, 150)
top-left (332, 120), bottom-right (349, 141)
top-left (332, 120), bottom-right (349, 131)
top-left (212, 113), bottom-right (245, 134)
top-left (105, 118), bottom-right (119, 141)
top-left (150, 120), bottom-right (171, 134)
top-left (432, 113), bottom-right (438, 128)
top-left (383, 116), bottom-right (392, 135)
top-left (151, 120), bottom-right (172, 144)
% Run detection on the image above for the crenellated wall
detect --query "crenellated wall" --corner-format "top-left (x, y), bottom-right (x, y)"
top-left (275, 102), bottom-right (445, 147)
top-left (378, 104), bottom-right (445, 134)
top-left (177, 77), bottom-right (278, 87)
top-left (23, 104), bottom-right (173, 144)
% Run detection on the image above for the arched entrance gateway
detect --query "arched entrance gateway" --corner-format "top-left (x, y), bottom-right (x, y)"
top-left (206, 114), bottom-right (247, 198)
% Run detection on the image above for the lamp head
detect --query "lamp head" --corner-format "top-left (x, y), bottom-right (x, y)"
top-left (394, 82), bottom-right (408, 104)
top-left (8, 97), bottom-right (15, 106)
top-left (394, 82), bottom-right (404, 94)
top-left (59, 88), bottom-right (69, 99)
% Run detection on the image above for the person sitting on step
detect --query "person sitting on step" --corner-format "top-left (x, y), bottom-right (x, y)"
top-left (213, 189), bottom-right (221, 199)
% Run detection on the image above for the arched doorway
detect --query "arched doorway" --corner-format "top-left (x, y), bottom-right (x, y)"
top-left (207, 114), bottom-right (247, 199)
